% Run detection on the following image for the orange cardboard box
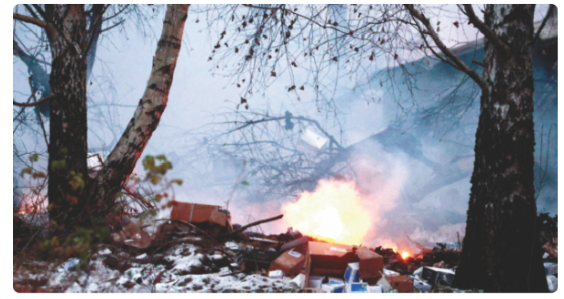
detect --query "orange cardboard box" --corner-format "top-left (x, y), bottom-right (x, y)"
top-left (170, 201), bottom-right (232, 229)
top-left (356, 247), bottom-right (384, 281)
top-left (304, 242), bottom-right (357, 287)
top-left (386, 275), bottom-right (414, 293)
top-left (269, 249), bottom-right (306, 278)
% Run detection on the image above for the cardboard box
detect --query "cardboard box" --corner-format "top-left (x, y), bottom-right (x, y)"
top-left (290, 273), bottom-right (306, 289)
top-left (345, 282), bottom-right (368, 293)
top-left (544, 262), bottom-right (557, 275)
top-left (327, 277), bottom-right (345, 284)
top-left (268, 270), bottom-right (284, 279)
top-left (383, 268), bottom-right (400, 276)
top-left (368, 286), bottom-right (384, 293)
top-left (304, 242), bottom-right (357, 287)
top-left (209, 209), bottom-right (230, 227)
top-left (268, 249), bottom-right (306, 278)
top-left (385, 275), bottom-right (414, 293)
top-left (421, 266), bottom-right (455, 285)
top-left (362, 277), bottom-right (380, 285)
top-left (171, 202), bottom-right (232, 229)
top-left (547, 275), bottom-right (558, 292)
top-left (308, 275), bottom-right (327, 288)
top-left (377, 276), bottom-right (391, 292)
top-left (356, 246), bottom-right (384, 281)
top-left (413, 277), bottom-right (431, 292)
top-left (321, 280), bottom-right (345, 293)
top-left (344, 262), bottom-right (360, 283)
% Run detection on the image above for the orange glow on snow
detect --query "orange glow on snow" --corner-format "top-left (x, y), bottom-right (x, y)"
top-left (281, 179), bottom-right (371, 245)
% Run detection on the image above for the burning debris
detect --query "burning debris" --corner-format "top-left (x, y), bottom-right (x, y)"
top-left (14, 190), bottom-right (558, 293)
top-left (281, 178), bottom-right (371, 245)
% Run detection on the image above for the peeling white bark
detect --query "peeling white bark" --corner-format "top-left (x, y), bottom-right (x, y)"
top-left (89, 5), bottom-right (190, 211)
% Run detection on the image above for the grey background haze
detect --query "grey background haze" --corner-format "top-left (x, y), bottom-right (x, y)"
top-left (13, 4), bottom-right (556, 248)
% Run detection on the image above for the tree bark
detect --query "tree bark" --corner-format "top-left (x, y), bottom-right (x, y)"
top-left (44, 5), bottom-right (89, 228)
top-left (87, 4), bottom-right (190, 218)
top-left (453, 5), bottom-right (548, 292)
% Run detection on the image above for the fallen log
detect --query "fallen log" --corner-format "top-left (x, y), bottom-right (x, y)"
top-left (221, 214), bottom-right (284, 237)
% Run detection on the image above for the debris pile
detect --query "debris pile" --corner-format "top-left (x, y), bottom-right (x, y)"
top-left (14, 201), bottom-right (558, 293)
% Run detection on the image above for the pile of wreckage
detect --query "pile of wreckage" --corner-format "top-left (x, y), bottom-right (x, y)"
top-left (104, 202), bottom-right (558, 293)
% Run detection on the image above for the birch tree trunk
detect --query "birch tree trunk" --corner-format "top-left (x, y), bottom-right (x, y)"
top-left (87, 4), bottom-right (190, 219)
top-left (453, 5), bottom-right (548, 292)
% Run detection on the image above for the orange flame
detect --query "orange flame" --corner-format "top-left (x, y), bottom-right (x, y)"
top-left (401, 251), bottom-right (410, 259)
top-left (281, 179), bottom-right (371, 245)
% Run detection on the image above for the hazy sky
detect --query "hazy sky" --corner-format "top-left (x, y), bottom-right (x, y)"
top-left (12, 4), bottom-right (555, 244)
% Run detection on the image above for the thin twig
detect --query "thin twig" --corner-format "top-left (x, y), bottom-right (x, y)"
top-left (23, 4), bottom-right (40, 20)
top-left (123, 185), bottom-right (155, 210)
top-left (32, 4), bottom-right (46, 19)
top-left (21, 226), bottom-right (44, 253)
top-left (28, 76), bottom-right (49, 147)
top-left (472, 60), bottom-right (485, 67)
top-left (13, 95), bottom-right (54, 107)
top-left (405, 5), bottom-right (488, 97)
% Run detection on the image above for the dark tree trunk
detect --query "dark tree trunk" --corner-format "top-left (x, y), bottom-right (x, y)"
top-left (44, 5), bottom-right (89, 229)
top-left (32, 4), bottom-right (189, 231)
top-left (453, 5), bottom-right (548, 292)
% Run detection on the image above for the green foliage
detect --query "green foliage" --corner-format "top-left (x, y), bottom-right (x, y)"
top-left (19, 153), bottom-right (47, 181)
top-left (40, 225), bottom-right (110, 263)
top-left (51, 159), bottom-right (67, 171)
top-left (150, 175), bottom-right (162, 185)
top-left (20, 167), bottom-right (33, 177)
top-left (32, 171), bottom-right (46, 179)
top-left (68, 171), bottom-right (85, 191)
top-left (143, 154), bottom-right (173, 186)
top-left (29, 153), bottom-right (39, 162)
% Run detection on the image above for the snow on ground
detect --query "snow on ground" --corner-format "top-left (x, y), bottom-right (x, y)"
top-left (14, 242), bottom-right (301, 293)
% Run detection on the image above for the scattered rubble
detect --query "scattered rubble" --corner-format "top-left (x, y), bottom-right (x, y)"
top-left (14, 203), bottom-right (558, 293)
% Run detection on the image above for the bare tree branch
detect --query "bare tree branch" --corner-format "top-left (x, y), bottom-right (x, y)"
top-left (32, 4), bottom-right (46, 19)
top-left (23, 4), bottom-right (40, 20)
top-left (404, 5), bottom-right (488, 97)
top-left (101, 19), bottom-right (125, 33)
top-left (13, 13), bottom-right (47, 29)
top-left (84, 4), bottom-right (108, 54)
top-left (27, 76), bottom-right (49, 147)
top-left (533, 4), bottom-right (556, 44)
top-left (13, 95), bottom-right (54, 107)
